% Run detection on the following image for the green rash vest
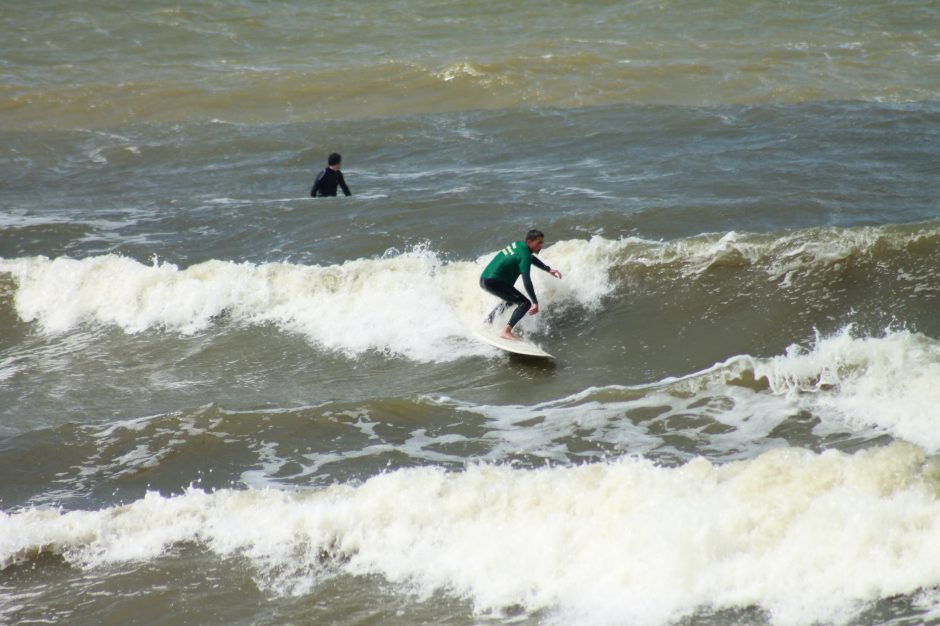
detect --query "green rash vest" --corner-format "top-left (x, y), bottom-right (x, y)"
top-left (481, 241), bottom-right (533, 284)
top-left (481, 240), bottom-right (552, 305)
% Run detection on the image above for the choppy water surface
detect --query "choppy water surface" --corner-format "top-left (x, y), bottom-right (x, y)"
top-left (3, 1), bottom-right (940, 625)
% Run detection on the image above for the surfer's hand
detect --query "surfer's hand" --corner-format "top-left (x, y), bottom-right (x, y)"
top-left (528, 304), bottom-right (539, 316)
top-left (550, 269), bottom-right (562, 279)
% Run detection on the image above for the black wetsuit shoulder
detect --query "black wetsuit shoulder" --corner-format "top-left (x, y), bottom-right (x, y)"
top-left (311, 168), bottom-right (351, 197)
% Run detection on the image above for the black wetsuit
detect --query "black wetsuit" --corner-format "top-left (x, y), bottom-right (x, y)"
top-left (310, 168), bottom-right (351, 197)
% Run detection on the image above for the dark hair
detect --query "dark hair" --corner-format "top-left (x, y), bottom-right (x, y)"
top-left (328, 153), bottom-right (342, 166)
top-left (525, 229), bottom-right (545, 242)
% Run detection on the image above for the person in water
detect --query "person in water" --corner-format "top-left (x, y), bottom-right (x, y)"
top-left (310, 152), bottom-right (351, 197)
top-left (479, 229), bottom-right (563, 340)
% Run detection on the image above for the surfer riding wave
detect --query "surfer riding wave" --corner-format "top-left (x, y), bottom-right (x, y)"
top-left (479, 229), bottom-right (562, 340)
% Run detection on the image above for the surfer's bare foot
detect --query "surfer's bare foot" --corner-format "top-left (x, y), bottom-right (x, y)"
top-left (500, 327), bottom-right (519, 341)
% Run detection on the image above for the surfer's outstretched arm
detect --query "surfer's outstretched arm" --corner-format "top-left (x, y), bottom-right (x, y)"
top-left (531, 255), bottom-right (562, 279)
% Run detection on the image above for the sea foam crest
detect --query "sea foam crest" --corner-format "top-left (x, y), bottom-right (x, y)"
top-left (443, 327), bottom-right (940, 463)
top-left (745, 327), bottom-right (940, 450)
top-left (3, 442), bottom-right (940, 626)
top-left (622, 326), bottom-right (940, 452)
top-left (0, 238), bottom-right (617, 362)
top-left (640, 224), bottom-right (940, 280)
top-left (1, 226), bottom-right (936, 360)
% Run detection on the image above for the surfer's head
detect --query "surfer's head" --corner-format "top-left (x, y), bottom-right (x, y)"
top-left (327, 152), bottom-right (342, 168)
top-left (525, 229), bottom-right (545, 253)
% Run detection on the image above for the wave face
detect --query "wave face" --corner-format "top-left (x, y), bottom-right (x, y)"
top-left (4, 224), bottom-right (940, 360)
top-left (0, 242), bottom-right (609, 362)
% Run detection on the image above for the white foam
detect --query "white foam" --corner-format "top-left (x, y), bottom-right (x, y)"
top-left (0, 239), bottom-right (618, 362)
top-left (747, 327), bottom-right (940, 451)
top-left (573, 325), bottom-right (940, 455)
top-left (4, 442), bottom-right (940, 625)
top-left (429, 326), bottom-right (940, 462)
top-left (2, 227), bottom-right (937, 363)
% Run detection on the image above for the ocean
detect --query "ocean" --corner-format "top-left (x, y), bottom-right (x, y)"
top-left (3, 1), bottom-right (940, 624)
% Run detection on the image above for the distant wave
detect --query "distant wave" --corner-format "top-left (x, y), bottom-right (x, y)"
top-left (622, 222), bottom-right (940, 280)
top-left (7, 33), bottom-right (940, 130)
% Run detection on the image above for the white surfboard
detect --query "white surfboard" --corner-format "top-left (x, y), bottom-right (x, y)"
top-left (473, 328), bottom-right (554, 359)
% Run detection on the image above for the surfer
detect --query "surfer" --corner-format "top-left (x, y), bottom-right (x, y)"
top-left (310, 153), bottom-right (351, 197)
top-left (479, 229), bottom-right (563, 340)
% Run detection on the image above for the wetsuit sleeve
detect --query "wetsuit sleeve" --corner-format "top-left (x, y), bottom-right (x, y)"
top-left (338, 172), bottom-right (351, 196)
top-left (311, 170), bottom-right (324, 197)
top-left (521, 272), bottom-right (538, 305)
top-left (531, 256), bottom-right (551, 272)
